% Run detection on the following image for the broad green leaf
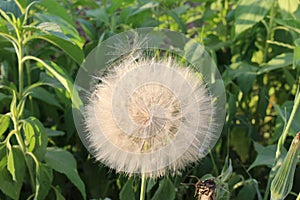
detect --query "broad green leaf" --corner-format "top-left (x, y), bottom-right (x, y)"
top-left (35, 163), bottom-right (53, 200)
top-left (119, 178), bottom-right (135, 200)
top-left (151, 178), bottom-right (175, 200)
top-left (45, 147), bottom-right (86, 200)
top-left (0, 114), bottom-right (10, 137)
top-left (0, 147), bottom-right (25, 200)
top-left (257, 53), bottom-right (294, 74)
top-left (23, 117), bottom-right (48, 160)
top-left (248, 143), bottom-right (278, 170)
top-left (29, 87), bottom-right (61, 108)
top-left (234, 0), bottom-right (274, 35)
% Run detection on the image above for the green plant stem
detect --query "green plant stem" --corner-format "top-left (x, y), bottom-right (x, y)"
top-left (263, 88), bottom-right (300, 200)
top-left (140, 174), bottom-right (147, 200)
top-left (209, 152), bottom-right (219, 176)
top-left (263, 0), bottom-right (277, 63)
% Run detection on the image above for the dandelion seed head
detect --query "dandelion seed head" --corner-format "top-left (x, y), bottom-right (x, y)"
top-left (73, 28), bottom-right (226, 178)
top-left (85, 56), bottom-right (215, 177)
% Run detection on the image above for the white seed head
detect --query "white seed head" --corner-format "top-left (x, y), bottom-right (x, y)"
top-left (84, 56), bottom-right (217, 178)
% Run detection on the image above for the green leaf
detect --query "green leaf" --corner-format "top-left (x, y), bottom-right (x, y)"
top-left (274, 18), bottom-right (300, 34)
top-left (52, 186), bottom-right (66, 200)
top-left (234, 0), bottom-right (274, 35)
top-left (248, 143), bottom-right (278, 170)
top-left (44, 147), bottom-right (86, 200)
top-left (45, 128), bottom-right (65, 137)
top-left (236, 179), bottom-right (259, 200)
top-left (119, 178), bottom-right (135, 200)
top-left (29, 87), bottom-right (61, 108)
top-left (7, 143), bottom-right (16, 181)
top-left (151, 178), bottom-right (175, 200)
top-left (35, 0), bottom-right (74, 25)
top-left (294, 38), bottom-right (300, 68)
top-left (23, 117), bottom-right (48, 160)
top-left (35, 13), bottom-right (83, 47)
top-left (0, 114), bottom-right (10, 137)
top-left (35, 163), bottom-right (53, 200)
top-left (0, 147), bottom-right (25, 200)
top-left (0, 0), bottom-right (21, 17)
top-left (278, 0), bottom-right (299, 18)
top-left (274, 101), bottom-right (300, 139)
top-left (257, 53), bottom-right (294, 74)
top-left (230, 127), bottom-right (251, 162)
top-left (25, 16), bottom-right (84, 64)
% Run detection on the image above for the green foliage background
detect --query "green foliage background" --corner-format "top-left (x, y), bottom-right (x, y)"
top-left (0, 0), bottom-right (299, 199)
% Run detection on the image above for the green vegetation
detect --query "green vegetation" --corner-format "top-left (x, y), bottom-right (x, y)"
top-left (0, 0), bottom-right (299, 199)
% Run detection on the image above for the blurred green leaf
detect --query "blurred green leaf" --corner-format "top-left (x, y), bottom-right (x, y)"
top-left (257, 53), bottom-right (293, 74)
top-left (294, 38), bottom-right (300, 68)
top-left (29, 87), bottom-right (61, 108)
top-left (44, 147), bottom-right (86, 200)
top-left (0, 147), bottom-right (25, 200)
top-left (274, 101), bottom-right (300, 138)
top-left (278, 0), bottom-right (299, 18)
top-left (23, 117), bottom-right (48, 160)
top-left (274, 18), bottom-right (300, 34)
top-left (230, 128), bottom-right (251, 162)
top-left (0, 114), bottom-right (10, 137)
top-left (119, 177), bottom-right (135, 200)
top-left (151, 178), bottom-right (175, 200)
top-left (35, 0), bottom-right (74, 25)
top-left (52, 186), bottom-right (66, 200)
top-left (35, 163), bottom-right (53, 200)
top-left (45, 128), bottom-right (65, 137)
top-left (234, 0), bottom-right (274, 35)
top-left (236, 179), bottom-right (258, 200)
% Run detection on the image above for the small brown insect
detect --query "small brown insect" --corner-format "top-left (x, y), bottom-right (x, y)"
top-left (185, 176), bottom-right (217, 200)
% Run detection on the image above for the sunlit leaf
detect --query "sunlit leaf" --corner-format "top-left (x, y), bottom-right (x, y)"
top-left (0, 147), bottom-right (25, 200)
top-left (23, 117), bottom-right (48, 160)
top-left (234, 0), bottom-right (274, 35)
top-left (0, 114), bottom-right (10, 137)
top-left (257, 53), bottom-right (293, 74)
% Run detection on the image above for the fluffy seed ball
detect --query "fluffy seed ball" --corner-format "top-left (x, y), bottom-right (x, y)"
top-left (85, 57), bottom-right (216, 177)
